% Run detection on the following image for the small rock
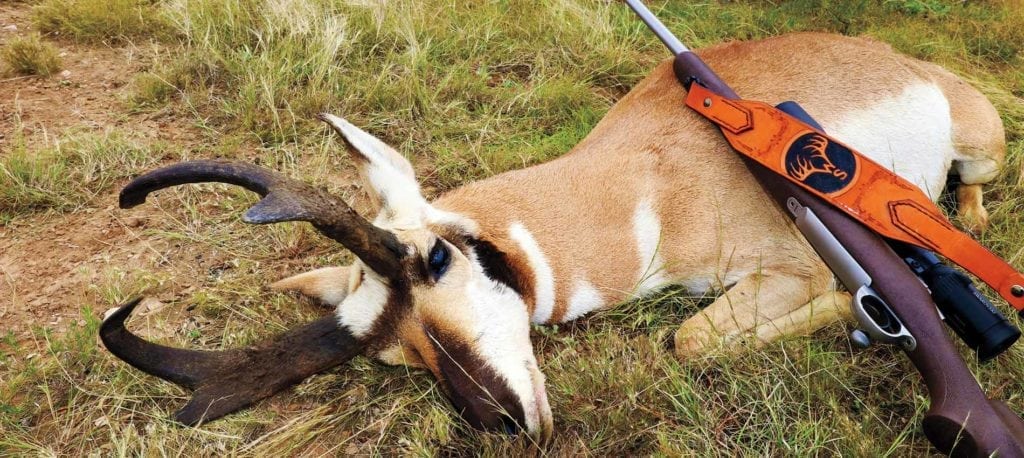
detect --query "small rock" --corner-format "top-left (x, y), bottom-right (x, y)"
top-left (140, 297), bottom-right (166, 315)
top-left (124, 216), bottom-right (145, 228)
top-left (60, 70), bottom-right (72, 79)
top-left (2, 25), bottom-right (17, 32)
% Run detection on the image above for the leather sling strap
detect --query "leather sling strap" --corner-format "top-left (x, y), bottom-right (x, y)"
top-left (684, 82), bottom-right (1024, 311)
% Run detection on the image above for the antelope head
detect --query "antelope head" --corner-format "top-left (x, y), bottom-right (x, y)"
top-left (101, 114), bottom-right (552, 442)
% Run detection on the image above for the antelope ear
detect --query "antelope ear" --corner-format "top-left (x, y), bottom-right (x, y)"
top-left (319, 114), bottom-right (426, 223)
top-left (271, 266), bottom-right (353, 307)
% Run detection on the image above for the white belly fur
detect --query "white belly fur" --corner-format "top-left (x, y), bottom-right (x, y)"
top-left (824, 83), bottom-right (955, 200)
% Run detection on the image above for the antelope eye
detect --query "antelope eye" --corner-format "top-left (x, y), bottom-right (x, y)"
top-left (428, 239), bottom-right (451, 280)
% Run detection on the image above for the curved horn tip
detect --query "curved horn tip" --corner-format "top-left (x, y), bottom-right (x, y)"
top-left (118, 188), bottom-right (148, 209)
top-left (101, 297), bottom-right (144, 328)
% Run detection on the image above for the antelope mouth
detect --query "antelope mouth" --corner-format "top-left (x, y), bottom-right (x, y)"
top-left (445, 361), bottom-right (553, 443)
top-left (428, 329), bottom-right (554, 443)
top-left (525, 362), bottom-right (554, 444)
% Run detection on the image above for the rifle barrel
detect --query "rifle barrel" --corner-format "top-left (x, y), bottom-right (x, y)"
top-left (624, 0), bottom-right (688, 55)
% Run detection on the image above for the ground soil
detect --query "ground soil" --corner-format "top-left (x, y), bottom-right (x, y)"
top-left (0, 2), bottom-right (376, 346)
top-left (0, 3), bottom-right (202, 344)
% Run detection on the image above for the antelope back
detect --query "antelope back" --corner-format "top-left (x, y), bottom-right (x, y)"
top-left (434, 32), bottom-right (999, 322)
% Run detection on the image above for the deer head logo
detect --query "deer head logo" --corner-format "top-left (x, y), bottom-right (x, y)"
top-left (784, 132), bottom-right (856, 194)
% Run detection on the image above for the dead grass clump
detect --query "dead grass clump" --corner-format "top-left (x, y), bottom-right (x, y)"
top-left (32, 0), bottom-right (172, 43)
top-left (0, 129), bottom-right (168, 221)
top-left (0, 33), bottom-right (62, 77)
top-left (127, 72), bottom-right (176, 108)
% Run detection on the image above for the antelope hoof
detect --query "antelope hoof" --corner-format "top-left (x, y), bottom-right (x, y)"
top-left (673, 326), bottom-right (720, 360)
top-left (957, 185), bottom-right (990, 234)
top-left (959, 202), bottom-right (990, 235)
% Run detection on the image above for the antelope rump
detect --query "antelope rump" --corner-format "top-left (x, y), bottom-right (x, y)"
top-left (102, 33), bottom-right (1006, 442)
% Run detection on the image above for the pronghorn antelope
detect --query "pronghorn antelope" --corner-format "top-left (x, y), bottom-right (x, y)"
top-left (104, 33), bottom-right (1005, 442)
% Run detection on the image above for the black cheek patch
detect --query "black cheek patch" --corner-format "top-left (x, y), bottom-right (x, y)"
top-left (359, 281), bottom-right (413, 355)
top-left (464, 237), bottom-right (528, 297)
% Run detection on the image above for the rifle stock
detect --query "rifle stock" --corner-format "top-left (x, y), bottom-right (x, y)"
top-left (675, 50), bottom-right (1024, 456)
top-left (767, 158), bottom-right (1024, 455)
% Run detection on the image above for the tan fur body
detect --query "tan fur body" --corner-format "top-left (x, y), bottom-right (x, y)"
top-left (275, 33), bottom-right (1006, 439)
top-left (433, 33), bottom-right (1003, 341)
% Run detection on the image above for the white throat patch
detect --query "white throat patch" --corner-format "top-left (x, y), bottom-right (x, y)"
top-left (335, 268), bottom-right (389, 337)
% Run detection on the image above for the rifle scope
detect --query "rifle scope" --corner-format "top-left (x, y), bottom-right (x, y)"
top-left (895, 243), bottom-right (1021, 362)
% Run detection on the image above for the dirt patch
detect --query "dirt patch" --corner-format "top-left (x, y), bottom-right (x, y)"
top-left (0, 3), bottom-right (195, 150)
top-left (0, 2), bottom-right (207, 344)
top-left (2, 206), bottom-right (162, 340)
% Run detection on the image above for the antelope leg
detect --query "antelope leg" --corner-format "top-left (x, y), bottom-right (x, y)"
top-left (100, 298), bottom-right (363, 425)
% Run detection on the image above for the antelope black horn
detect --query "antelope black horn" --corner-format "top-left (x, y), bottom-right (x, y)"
top-left (100, 298), bottom-right (363, 425)
top-left (119, 159), bottom-right (406, 278)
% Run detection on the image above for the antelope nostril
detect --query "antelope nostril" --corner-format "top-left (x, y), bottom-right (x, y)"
top-left (501, 415), bottom-right (521, 435)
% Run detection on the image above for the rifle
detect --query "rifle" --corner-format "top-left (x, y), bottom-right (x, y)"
top-left (625, 1), bottom-right (1024, 455)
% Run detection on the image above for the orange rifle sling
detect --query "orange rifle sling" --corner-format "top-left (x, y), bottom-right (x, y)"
top-left (684, 83), bottom-right (1024, 311)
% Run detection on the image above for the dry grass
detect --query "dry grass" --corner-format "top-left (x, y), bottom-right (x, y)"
top-left (0, 124), bottom-right (170, 223)
top-left (32, 0), bottom-right (173, 43)
top-left (0, 33), bottom-right (61, 77)
top-left (2, 0), bottom-right (1024, 455)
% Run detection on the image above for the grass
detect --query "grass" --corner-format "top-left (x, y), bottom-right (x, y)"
top-left (0, 33), bottom-right (62, 77)
top-left (31, 0), bottom-right (173, 43)
top-left (0, 125), bottom-right (170, 223)
top-left (1, 0), bottom-right (1023, 455)
top-left (126, 72), bottom-right (177, 109)
top-left (145, 0), bottom-right (652, 177)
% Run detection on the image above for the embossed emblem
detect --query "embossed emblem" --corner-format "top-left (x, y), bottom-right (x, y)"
top-left (784, 133), bottom-right (856, 194)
